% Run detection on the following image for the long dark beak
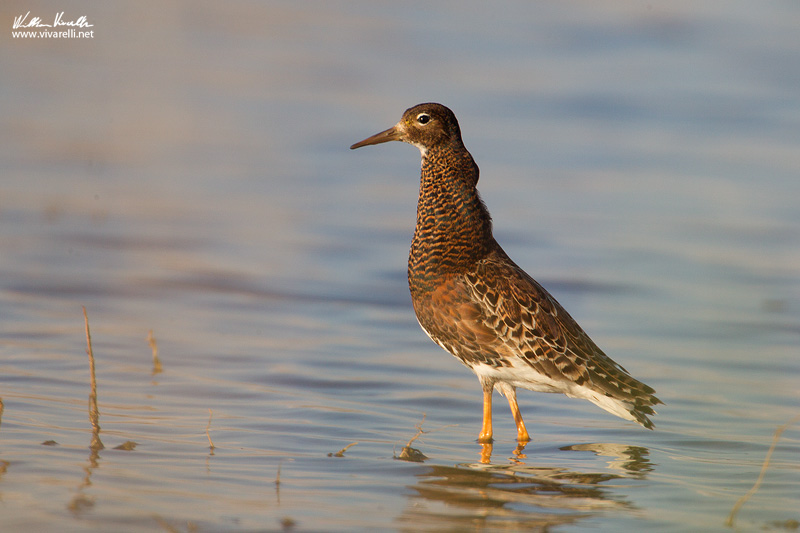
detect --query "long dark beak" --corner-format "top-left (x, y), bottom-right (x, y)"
top-left (350, 124), bottom-right (403, 150)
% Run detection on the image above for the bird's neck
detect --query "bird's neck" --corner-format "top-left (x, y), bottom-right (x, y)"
top-left (408, 144), bottom-right (495, 294)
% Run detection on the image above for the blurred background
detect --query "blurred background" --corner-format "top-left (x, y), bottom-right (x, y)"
top-left (1, 1), bottom-right (798, 531)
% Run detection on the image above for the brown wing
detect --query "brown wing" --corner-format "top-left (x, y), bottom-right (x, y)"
top-left (412, 273), bottom-right (510, 369)
top-left (466, 246), bottom-right (662, 424)
top-left (412, 249), bottom-right (602, 384)
top-left (412, 244), bottom-right (661, 427)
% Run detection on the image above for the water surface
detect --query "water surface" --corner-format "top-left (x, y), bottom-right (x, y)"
top-left (1, 1), bottom-right (799, 531)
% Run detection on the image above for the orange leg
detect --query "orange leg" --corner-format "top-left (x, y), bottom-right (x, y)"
top-left (506, 388), bottom-right (530, 443)
top-left (478, 385), bottom-right (493, 443)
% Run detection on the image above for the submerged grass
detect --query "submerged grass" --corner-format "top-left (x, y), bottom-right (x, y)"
top-left (83, 306), bottom-right (103, 452)
top-left (725, 413), bottom-right (800, 528)
top-left (328, 442), bottom-right (358, 457)
top-left (205, 408), bottom-right (215, 453)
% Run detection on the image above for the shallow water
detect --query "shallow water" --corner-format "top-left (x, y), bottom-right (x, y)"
top-left (2, 1), bottom-right (799, 531)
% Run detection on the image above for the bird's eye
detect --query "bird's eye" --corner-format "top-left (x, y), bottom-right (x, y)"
top-left (416, 113), bottom-right (431, 125)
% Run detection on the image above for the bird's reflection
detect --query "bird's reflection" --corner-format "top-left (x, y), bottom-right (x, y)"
top-left (397, 440), bottom-right (654, 530)
top-left (561, 442), bottom-right (653, 478)
top-left (479, 441), bottom-right (530, 464)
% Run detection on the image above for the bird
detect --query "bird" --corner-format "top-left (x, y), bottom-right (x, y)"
top-left (350, 103), bottom-right (661, 443)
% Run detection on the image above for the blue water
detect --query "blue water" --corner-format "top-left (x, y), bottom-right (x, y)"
top-left (1, 1), bottom-right (799, 531)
